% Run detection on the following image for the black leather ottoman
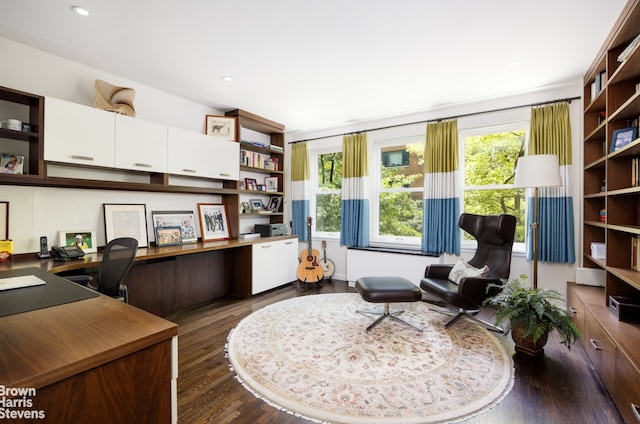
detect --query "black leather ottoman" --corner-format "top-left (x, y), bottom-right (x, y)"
top-left (355, 276), bottom-right (423, 332)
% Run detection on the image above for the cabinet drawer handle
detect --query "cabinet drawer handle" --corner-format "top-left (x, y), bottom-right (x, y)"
top-left (134, 162), bottom-right (152, 168)
top-left (589, 339), bottom-right (601, 351)
top-left (219, 172), bottom-right (231, 177)
top-left (632, 403), bottom-right (640, 421)
top-left (71, 155), bottom-right (94, 161)
top-left (285, 241), bottom-right (293, 245)
top-left (182, 168), bottom-right (197, 173)
top-left (569, 307), bottom-right (578, 315)
top-left (261, 244), bottom-right (272, 248)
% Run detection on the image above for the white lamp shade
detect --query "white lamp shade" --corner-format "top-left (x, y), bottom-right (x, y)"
top-left (514, 154), bottom-right (562, 188)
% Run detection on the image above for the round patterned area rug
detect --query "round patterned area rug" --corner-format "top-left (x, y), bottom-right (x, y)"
top-left (226, 293), bottom-right (514, 424)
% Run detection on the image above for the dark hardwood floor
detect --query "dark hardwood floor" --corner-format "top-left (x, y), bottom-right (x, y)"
top-left (168, 280), bottom-right (624, 424)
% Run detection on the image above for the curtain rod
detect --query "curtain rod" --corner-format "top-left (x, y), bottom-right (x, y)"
top-left (289, 96), bottom-right (580, 144)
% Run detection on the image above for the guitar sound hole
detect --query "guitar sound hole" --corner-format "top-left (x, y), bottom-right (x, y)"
top-left (306, 255), bottom-right (314, 262)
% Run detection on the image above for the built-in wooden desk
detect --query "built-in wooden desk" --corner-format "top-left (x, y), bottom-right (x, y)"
top-left (2, 236), bottom-right (297, 316)
top-left (0, 268), bottom-right (178, 423)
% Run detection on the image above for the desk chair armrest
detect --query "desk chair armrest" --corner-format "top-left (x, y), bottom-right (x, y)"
top-left (424, 264), bottom-right (454, 279)
top-left (65, 275), bottom-right (98, 291)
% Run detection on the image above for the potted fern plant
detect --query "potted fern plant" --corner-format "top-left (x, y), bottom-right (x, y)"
top-left (486, 275), bottom-right (581, 356)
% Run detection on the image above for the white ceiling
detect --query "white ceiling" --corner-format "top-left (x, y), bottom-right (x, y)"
top-left (0, 0), bottom-right (629, 132)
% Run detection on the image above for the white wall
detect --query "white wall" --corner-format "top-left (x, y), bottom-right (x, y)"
top-left (288, 84), bottom-right (584, 298)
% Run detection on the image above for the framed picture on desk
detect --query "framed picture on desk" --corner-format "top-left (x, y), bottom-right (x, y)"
top-left (103, 203), bottom-right (148, 248)
top-left (58, 230), bottom-right (97, 253)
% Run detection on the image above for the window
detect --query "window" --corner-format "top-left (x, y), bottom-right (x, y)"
top-left (372, 139), bottom-right (424, 245)
top-left (311, 148), bottom-right (342, 236)
top-left (461, 124), bottom-right (527, 245)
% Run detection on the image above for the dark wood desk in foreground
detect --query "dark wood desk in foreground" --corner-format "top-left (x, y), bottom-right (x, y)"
top-left (3, 236), bottom-right (298, 317)
top-left (0, 268), bottom-right (179, 423)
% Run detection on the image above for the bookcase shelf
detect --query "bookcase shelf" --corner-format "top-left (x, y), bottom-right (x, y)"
top-left (226, 109), bottom-right (286, 233)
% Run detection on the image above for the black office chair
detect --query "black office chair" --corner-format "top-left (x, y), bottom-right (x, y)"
top-left (420, 213), bottom-right (516, 332)
top-left (67, 237), bottom-right (138, 303)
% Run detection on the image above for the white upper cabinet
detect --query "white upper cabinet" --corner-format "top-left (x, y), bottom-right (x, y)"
top-left (115, 114), bottom-right (168, 172)
top-left (167, 127), bottom-right (239, 180)
top-left (44, 97), bottom-right (115, 168)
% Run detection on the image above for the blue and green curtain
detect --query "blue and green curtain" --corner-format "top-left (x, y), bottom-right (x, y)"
top-left (422, 119), bottom-right (461, 254)
top-left (341, 133), bottom-right (369, 247)
top-left (291, 142), bottom-right (310, 242)
top-left (527, 102), bottom-right (575, 263)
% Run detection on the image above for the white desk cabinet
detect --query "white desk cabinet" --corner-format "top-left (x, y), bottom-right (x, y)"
top-left (252, 238), bottom-right (299, 295)
top-left (44, 97), bottom-right (116, 168)
top-left (115, 114), bottom-right (168, 172)
top-left (167, 127), bottom-right (239, 181)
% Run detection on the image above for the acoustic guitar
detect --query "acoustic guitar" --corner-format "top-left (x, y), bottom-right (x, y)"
top-left (297, 217), bottom-right (324, 285)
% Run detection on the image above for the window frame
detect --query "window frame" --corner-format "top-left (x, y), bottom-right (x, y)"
top-left (459, 121), bottom-right (529, 252)
top-left (309, 144), bottom-right (342, 239)
top-left (370, 136), bottom-right (425, 248)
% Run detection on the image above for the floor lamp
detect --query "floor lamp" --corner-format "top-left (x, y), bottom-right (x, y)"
top-left (514, 154), bottom-right (562, 289)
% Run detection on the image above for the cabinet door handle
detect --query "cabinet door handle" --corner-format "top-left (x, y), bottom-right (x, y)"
top-left (134, 162), bottom-right (152, 168)
top-left (261, 244), bottom-right (272, 249)
top-left (632, 403), bottom-right (640, 421)
top-left (219, 172), bottom-right (231, 177)
top-left (589, 339), bottom-right (602, 351)
top-left (182, 168), bottom-right (197, 173)
top-left (285, 241), bottom-right (294, 245)
top-left (569, 307), bottom-right (578, 315)
top-left (71, 155), bottom-right (94, 161)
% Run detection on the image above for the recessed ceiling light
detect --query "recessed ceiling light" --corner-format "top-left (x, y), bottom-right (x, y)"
top-left (222, 76), bottom-right (233, 82)
top-left (71, 6), bottom-right (90, 16)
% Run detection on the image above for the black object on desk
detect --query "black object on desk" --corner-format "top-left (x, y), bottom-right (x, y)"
top-left (0, 267), bottom-right (99, 318)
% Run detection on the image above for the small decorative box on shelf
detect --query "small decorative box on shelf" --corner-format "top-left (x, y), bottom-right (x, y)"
top-left (609, 295), bottom-right (640, 324)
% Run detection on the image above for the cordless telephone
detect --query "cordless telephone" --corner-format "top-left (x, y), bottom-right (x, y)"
top-left (37, 236), bottom-right (50, 259)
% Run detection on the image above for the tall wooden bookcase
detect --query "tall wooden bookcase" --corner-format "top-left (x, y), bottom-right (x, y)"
top-left (579, 1), bottom-right (640, 422)
top-left (583, 0), bottom-right (640, 307)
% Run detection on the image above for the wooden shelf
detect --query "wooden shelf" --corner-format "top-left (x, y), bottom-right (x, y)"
top-left (240, 165), bottom-right (283, 175)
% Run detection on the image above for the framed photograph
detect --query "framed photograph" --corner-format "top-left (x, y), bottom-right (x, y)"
top-left (241, 201), bottom-right (251, 214)
top-left (205, 115), bottom-right (237, 141)
top-left (197, 203), bottom-right (230, 241)
top-left (58, 230), bottom-right (98, 253)
top-left (1, 153), bottom-right (24, 175)
top-left (257, 184), bottom-right (266, 192)
top-left (244, 178), bottom-right (258, 191)
top-left (610, 127), bottom-right (638, 152)
top-left (151, 210), bottom-right (197, 244)
top-left (155, 226), bottom-right (182, 247)
top-left (103, 203), bottom-right (148, 248)
top-left (249, 199), bottom-right (264, 210)
top-left (266, 196), bottom-right (282, 212)
top-left (265, 176), bottom-right (278, 192)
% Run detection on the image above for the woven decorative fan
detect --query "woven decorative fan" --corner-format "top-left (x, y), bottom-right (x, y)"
top-left (94, 80), bottom-right (136, 117)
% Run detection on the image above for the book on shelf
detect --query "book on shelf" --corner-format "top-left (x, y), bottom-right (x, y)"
top-left (268, 144), bottom-right (283, 153)
top-left (632, 236), bottom-right (640, 271)
top-left (241, 140), bottom-right (267, 148)
top-left (618, 33), bottom-right (640, 63)
top-left (590, 71), bottom-right (606, 100)
top-left (241, 149), bottom-right (268, 168)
